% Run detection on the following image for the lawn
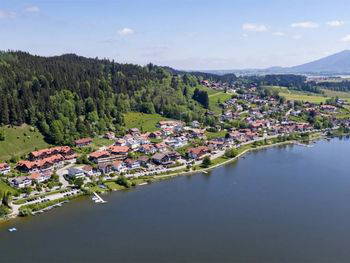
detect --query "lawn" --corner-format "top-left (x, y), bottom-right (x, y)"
top-left (0, 124), bottom-right (50, 161)
top-left (0, 180), bottom-right (19, 197)
top-left (205, 130), bottom-right (227, 140)
top-left (208, 92), bottom-right (233, 113)
top-left (104, 181), bottom-right (126, 191)
top-left (92, 137), bottom-right (114, 148)
top-left (280, 92), bottom-right (328, 104)
top-left (124, 112), bottom-right (169, 132)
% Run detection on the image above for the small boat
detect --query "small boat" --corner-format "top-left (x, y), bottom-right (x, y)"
top-left (8, 228), bottom-right (17, 232)
top-left (202, 171), bottom-right (208, 174)
top-left (138, 183), bottom-right (148, 186)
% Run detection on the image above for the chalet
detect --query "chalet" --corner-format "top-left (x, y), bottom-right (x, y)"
top-left (28, 173), bottom-right (50, 184)
top-left (138, 156), bottom-right (150, 167)
top-left (74, 138), bottom-right (93, 147)
top-left (155, 142), bottom-right (168, 152)
top-left (0, 163), bottom-right (10, 175)
top-left (82, 165), bottom-right (94, 176)
top-left (98, 163), bottom-right (113, 174)
top-left (104, 132), bottom-right (115, 140)
top-left (17, 154), bottom-right (65, 173)
top-left (152, 153), bottom-right (171, 165)
top-left (112, 161), bottom-right (126, 172)
top-left (188, 146), bottom-right (210, 160)
top-left (89, 150), bottom-right (111, 163)
top-left (108, 145), bottom-right (129, 156)
top-left (67, 168), bottom-right (85, 179)
top-left (115, 139), bottom-right (127, 146)
top-left (152, 151), bottom-right (180, 165)
top-left (138, 144), bottom-right (157, 154)
top-left (124, 159), bottom-right (141, 169)
top-left (29, 146), bottom-right (74, 161)
top-left (129, 128), bottom-right (141, 135)
top-left (149, 131), bottom-right (162, 139)
top-left (10, 176), bottom-right (32, 188)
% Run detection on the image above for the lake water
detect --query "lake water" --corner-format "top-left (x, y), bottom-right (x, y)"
top-left (1, 138), bottom-right (350, 262)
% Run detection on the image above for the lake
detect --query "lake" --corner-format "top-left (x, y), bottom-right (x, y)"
top-left (1, 138), bottom-right (350, 262)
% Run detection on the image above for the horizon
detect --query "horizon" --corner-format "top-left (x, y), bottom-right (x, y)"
top-left (1, 0), bottom-right (350, 70)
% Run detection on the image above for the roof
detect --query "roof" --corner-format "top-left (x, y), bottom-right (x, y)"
top-left (89, 150), bottom-right (110, 159)
top-left (30, 146), bottom-right (72, 158)
top-left (188, 146), bottom-right (209, 155)
top-left (108, 145), bottom-right (129, 153)
top-left (0, 163), bottom-right (9, 170)
top-left (74, 137), bottom-right (92, 144)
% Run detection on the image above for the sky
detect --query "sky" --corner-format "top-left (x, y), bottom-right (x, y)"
top-left (1, 0), bottom-right (350, 70)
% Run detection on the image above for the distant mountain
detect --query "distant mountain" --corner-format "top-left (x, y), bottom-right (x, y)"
top-left (287, 50), bottom-right (350, 74)
top-left (196, 50), bottom-right (350, 75)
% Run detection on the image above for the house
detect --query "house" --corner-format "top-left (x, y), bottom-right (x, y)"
top-left (89, 150), bottom-right (111, 163)
top-left (115, 139), bottom-right (127, 146)
top-left (82, 165), bottom-right (94, 176)
top-left (138, 144), bottom-right (157, 154)
top-left (152, 153), bottom-right (171, 165)
top-left (112, 161), bottom-right (126, 172)
top-left (129, 128), bottom-right (141, 135)
top-left (10, 176), bottom-right (32, 188)
top-left (28, 173), bottom-right (50, 184)
top-left (29, 146), bottom-right (74, 161)
top-left (16, 154), bottom-right (65, 173)
top-left (108, 145), bottom-right (129, 156)
top-left (155, 142), bottom-right (168, 152)
top-left (149, 131), bottom-right (162, 139)
top-left (0, 163), bottom-right (10, 175)
top-left (67, 168), bottom-right (85, 179)
top-left (124, 158), bottom-right (141, 169)
top-left (98, 163), bottom-right (113, 174)
top-left (138, 156), bottom-right (150, 167)
top-left (104, 132), bottom-right (115, 140)
top-left (74, 138), bottom-right (93, 147)
top-left (191, 120), bottom-right (200, 128)
top-left (188, 146), bottom-right (210, 160)
top-left (152, 151), bottom-right (180, 165)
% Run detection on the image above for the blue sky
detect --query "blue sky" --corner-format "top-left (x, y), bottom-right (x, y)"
top-left (1, 0), bottom-right (350, 70)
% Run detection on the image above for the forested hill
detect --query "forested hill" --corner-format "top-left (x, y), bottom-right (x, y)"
top-left (0, 51), bottom-right (222, 145)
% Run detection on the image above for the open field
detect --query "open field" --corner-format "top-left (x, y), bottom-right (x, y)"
top-left (124, 112), bottom-right (169, 132)
top-left (0, 125), bottom-right (50, 161)
top-left (208, 92), bottom-right (233, 113)
top-left (279, 92), bottom-right (328, 104)
top-left (0, 181), bottom-right (19, 197)
top-left (322, 89), bottom-right (350, 100)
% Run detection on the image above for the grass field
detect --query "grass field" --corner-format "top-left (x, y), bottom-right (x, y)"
top-left (0, 125), bottom-right (50, 161)
top-left (205, 130), bottom-right (227, 140)
top-left (208, 92), bottom-right (233, 113)
top-left (124, 112), bottom-right (169, 132)
top-left (279, 92), bottom-right (328, 104)
top-left (0, 180), bottom-right (19, 197)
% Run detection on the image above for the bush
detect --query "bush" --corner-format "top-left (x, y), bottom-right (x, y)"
top-left (225, 148), bottom-right (238, 158)
top-left (201, 156), bottom-right (212, 168)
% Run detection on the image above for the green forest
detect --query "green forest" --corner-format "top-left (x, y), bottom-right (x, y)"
top-left (0, 51), bottom-right (221, 145)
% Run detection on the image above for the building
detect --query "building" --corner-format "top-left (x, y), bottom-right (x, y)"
top-left (67, 168), bottom-right (85, 179)
top-left (74, 138), bottom-right (93, 147)
top-left (0, 163), bottom-right (10, 175)
top-left (188, 146), bottom-right (210, 160)
top-left (10, 176), bottom-right (32, 188)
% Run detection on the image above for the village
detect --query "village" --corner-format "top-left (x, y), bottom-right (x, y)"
top-left (1, 82), bottom-right (349, 216)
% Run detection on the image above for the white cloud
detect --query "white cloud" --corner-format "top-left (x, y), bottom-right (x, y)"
top-left (273, 32), bottom-right (285, 36)
top-left (341, 35), bottom-right (350, 42)
top-left (24, 5), bottom-right (40, 13)
top-left (326, 20), bottom-right (345, 27)
top-left (242, 23), bottom-right (268, 32)
top-left (291, 21), bottom-right (319, 28)
top-left (292, 34), bottom-right (302, 40)
top-left (0, 9), bottom-right (16, 19)
top-left (118, 28), bottom-right (134, 36)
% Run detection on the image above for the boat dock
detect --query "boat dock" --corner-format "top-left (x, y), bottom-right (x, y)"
top-left (92, 192), bottom-right (107, 204)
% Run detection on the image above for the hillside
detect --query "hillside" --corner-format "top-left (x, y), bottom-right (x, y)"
top-left (288, 50), bottom-right (350, 73)
top-left (0, 51), bottom-right (226, 145)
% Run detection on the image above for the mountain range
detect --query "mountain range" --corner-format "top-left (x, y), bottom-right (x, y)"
top-left (201, 50), bottom-right (350, 75)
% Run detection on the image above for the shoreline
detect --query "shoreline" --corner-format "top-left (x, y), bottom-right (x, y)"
top-left (0, 134), bottom-right (325, 223)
